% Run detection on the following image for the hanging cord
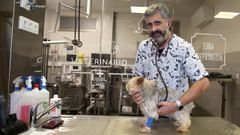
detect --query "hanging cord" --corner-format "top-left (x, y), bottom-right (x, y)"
top-left (154, 48), bottom-right (168, 101)
top-left (74, 0), bottom-right (77, 40)
top-left (72, 0), bottom-right (78, 45)
top-left (72, 0), bottom-right (82, 47)
top-left (78, 0), bottom-right (81, 44)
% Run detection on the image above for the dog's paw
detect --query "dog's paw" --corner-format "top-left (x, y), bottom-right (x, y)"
top-left (176, 127), bottom-right (189, 133)
top-left (173, 121), bottom-right (180, 126)
top-left (137, 121), bottom-right (146, 127)
top-left (139, 126), bottom-right (151, 133)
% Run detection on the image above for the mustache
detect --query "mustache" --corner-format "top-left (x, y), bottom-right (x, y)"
top-left (150, 30), bottom-right (164, 37)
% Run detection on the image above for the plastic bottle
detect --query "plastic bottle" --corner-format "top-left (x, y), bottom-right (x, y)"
top-left (38, 76), bottom-right (50, 113)
top-left (77, 52), bottom-right (85, 64)
top-left (25, 76), bottom-right (32, 92)
top-left (33, 83), bottom-right (44, 110)
top-left (20, 85), bottom-right (26, 92)
top-left (49, 94), bottom-right (62, 117)
top-left (32, 83), bottom-right (41, 102)
top-left (10, 76), bottom-right (24, 117)
top-left (32, 83), bottom-right (39, 92)
top-left (14, 85), bottom-right (26, 119)
top-left (10, 87), bottom-right (21, 115)
top-left (20, 76), bottom-right (35, 125)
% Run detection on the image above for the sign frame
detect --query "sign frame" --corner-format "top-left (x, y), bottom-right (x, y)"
top-left (191, 33), bottom-right (226, 70)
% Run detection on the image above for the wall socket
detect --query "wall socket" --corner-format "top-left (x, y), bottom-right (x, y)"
top-left (18, 16), bottom-right (39, 35)
top-left (20, 0), bottom-right (30, 10)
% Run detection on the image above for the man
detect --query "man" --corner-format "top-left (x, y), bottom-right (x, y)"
top-left (132, 3), bottom-right (210, 117)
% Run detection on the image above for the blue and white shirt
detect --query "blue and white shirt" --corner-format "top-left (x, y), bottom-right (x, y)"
top-left (133, 34), bottom-right (208, 93)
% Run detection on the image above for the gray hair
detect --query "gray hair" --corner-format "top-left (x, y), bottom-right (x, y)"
top-left (144, 3), bottom-right (171, 19)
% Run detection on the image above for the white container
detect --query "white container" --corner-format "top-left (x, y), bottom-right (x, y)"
top-left (19, 77), bottom-right (39, 125)
top-left (32, 84), bottom-right (41, 102)
top-left (10, 76), bottom-right (24, 117)
top-left (49, 94), bottom-right (62, 117)
top-left (19, 89), bottom-right (36, 125)
top-left (10, 90), bottom-right (21, 117)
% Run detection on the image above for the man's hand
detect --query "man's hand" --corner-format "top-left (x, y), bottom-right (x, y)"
top-left (157, 101), bottom-right (177, 116)
top-left (131, 92), bottom-right (143, 105)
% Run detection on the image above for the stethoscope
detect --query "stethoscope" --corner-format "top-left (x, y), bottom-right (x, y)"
top-left (150, 35), bottom-right (173, 102)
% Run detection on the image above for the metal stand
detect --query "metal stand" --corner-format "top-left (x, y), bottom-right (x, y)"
top-left (42, 41), bottom-right (67, 80)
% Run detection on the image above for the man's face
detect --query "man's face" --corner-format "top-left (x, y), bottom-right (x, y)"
top-left (145, 12), bottom-right (170, 46)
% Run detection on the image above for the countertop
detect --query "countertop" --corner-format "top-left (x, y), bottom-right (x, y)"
top-left (21, 115), bottom-right (240, 135)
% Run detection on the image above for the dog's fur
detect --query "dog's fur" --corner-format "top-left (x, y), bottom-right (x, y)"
top-left (126, 76), bottom-right (195, 133)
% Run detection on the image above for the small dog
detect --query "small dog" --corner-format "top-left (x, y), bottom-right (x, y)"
top-left (126, 76), bottom-right (195, 133)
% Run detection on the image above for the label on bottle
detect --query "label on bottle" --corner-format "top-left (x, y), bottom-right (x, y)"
top-left (49, 99), bottom-right (62, 117)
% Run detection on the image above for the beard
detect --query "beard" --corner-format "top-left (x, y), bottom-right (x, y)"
top-left (150, 29), bottom-right (167, 47)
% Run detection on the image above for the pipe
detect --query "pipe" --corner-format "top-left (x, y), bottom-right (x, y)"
top-left (86, 0), bottom-right (92, 18)
top-left (53, 1), bottom-right (61, 32)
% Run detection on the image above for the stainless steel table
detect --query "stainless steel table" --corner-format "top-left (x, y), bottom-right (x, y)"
top-left (54, 115), bottom-right (240, 135)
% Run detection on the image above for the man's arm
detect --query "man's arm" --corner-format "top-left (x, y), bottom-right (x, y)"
top-left (179, 77), bottom-right (210, 106)
top-left (158, 77), bottom-right (210, 115)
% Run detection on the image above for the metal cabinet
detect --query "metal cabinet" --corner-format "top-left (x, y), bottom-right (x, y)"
top-left (108, 73), bottom-right (139, 115)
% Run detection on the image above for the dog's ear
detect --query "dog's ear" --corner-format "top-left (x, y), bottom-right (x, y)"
top-left (136, 77), bottom-right (144, 85)
top-left (125, 82), bottom-right (130, 90)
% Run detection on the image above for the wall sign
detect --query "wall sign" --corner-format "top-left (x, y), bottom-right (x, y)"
top-left (191, 33), bottom-right (226, 70)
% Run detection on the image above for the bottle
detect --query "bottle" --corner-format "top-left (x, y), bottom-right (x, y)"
top-left (32, 83), bottom-right (40, 100)
top-left (14, 85), bottom-right (26, 119)
top-left (20, 76), bottom-right (35, 125)
top-left (33, 83), bottom-right (45, 111)
top-left (77, 52), bottom-right (85, 64)
top-left (39, 76), bottom-right (50, 113)
top-left (10, 76), bottom-right (24, 117)
top-left (49, 94), bottom-right (62, 117)
top-left (32, 83), bottom-right (39, 92)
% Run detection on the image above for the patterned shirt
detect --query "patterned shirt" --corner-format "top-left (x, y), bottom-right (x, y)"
top-left (133, 34), bottom-right (208, 93)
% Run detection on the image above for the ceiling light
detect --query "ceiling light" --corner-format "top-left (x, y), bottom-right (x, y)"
top-left (130, 6), bottom-right (147, 14)
top-left (214, 11), bottom-right (239, 19)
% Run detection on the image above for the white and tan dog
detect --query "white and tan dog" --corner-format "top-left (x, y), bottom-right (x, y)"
top-left (126, 76), bottom-right (195, 133)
